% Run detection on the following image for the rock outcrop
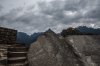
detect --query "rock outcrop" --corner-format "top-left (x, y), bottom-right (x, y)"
top-left (28, 30), bottom-right (84, 66)
top-left (28, 30), bottom-right (100, 66)
top-left (66, 35), bottom-right (100, 66)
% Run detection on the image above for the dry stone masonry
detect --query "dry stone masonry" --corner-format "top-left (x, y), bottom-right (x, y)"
top-left (0, 27), bottom-right (28, 66)
top-left (0, 27), bottom-right (17, 44)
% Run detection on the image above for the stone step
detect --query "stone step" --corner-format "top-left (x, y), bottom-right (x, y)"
top-left (8, 47), bottom-right (28, 52)
top-left (8, 52), bottom-right (27, 53)
top-left (8, 46), bottom-right (27, 48)
top-left (0, 64), bottom-right (6, 66)
top-left (8, 58), bottom-right (26, 64)
top-left (0, 59), bottom-right (7, 66)
top-left (8, 57), bottom-right (26, 60)
top-left (0, 48), bottom-right (7, 51)
top-left (8, 62), bottom-right (28, 66)
top-left (0, 57), bottom-right (7, 61)
top-left (0, 46), bottom-right (7, 49)
top-left (7, 46), bottom-right (28, 65)
top-left (7, 44), bottom-right (26, 47)
top-left (8, 52), bottom-right (27, 57)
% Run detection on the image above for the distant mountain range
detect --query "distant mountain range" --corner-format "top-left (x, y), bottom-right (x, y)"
top-left (61, 26), bottom-right (100, 37)
top-left (16, 26), bottom-right (100, 46)
top-left (76, 26), bottom-right (100, 35)
top-left (16, 32), bottom-right (42, 46)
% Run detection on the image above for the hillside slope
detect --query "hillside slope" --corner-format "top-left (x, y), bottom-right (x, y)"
top-left (28, 30), bottom-right (100, 66)
top-left (66, 35), bottom-right (100, 66)
top-left (28, 30), bottom-right (84, 66)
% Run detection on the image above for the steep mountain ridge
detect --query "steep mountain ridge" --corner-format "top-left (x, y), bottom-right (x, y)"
top-left (28, 30), bottom-right (84, 66)
top-left (28, 29), bottom-right (100, 66)
top-left (17, 32), bottom-right (42, 46)
top-left (66, 35), bottom-right (100, 66)
top-left (17, 26), bottom-right (100, 46)
top-left (76, 26), bottom-right (100, 34)
top-left (61, 26), bottom-right (100, 37)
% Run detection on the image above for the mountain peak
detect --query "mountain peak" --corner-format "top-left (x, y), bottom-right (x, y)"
top-left (44, 28), bottom-right (56, 35)
top-left (46, 28), bottom-right (54, 33)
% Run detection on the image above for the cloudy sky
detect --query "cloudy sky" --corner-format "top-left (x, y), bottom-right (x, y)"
top-left (0, 0), bottom-right (100, 34)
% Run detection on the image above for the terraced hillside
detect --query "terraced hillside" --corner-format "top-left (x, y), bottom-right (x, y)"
top-left (0, 44), bottom-right (7, 66)
top-left (7, 44), bottom-right (28, 66)
top-left (0, 27), bottom-right (28, 66)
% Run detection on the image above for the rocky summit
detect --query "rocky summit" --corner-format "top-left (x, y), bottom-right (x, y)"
top-left (66, 35), bottom-right (100, 66)
top-left (28, 29), bottom-right (100, 66)
top-left (28, 29), bottom-right (84, 66)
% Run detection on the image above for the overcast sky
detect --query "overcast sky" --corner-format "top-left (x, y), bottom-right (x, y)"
top-left (0, 0), bottom-right (100, 34)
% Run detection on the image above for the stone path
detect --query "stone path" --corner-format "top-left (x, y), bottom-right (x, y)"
top-left (7, 44), bottom-right (28, 66)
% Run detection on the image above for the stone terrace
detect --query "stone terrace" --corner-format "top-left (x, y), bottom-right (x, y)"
top-left (0, 27), bottom-right (28, 66)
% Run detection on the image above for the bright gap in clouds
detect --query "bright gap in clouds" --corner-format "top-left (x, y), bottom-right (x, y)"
top-left (90, 24), bottom-right (95, 28)
top-left (64, 11), bottom-right (77, 17)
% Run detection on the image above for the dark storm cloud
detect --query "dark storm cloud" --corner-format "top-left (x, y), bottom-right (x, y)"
top-left (38, 0), bottom-right (100, 25)
top-left (0, 7), bottom-right (24, 22)
top-left (64, 0), bottom-right (87, 11)
top-left (0, 0), bottom-right (100, 34)
top-left (86, 2), bottom-right (100, 19)
top-left (37, 0), bottom-right (86, 24)
top-left (0, 4), bottom-right (3, 11)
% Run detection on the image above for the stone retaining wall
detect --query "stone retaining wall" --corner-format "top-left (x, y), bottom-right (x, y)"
top-left (0, 27), bottom-right (17, 44)
top-left (0, 27), bottom-right (17, 66)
